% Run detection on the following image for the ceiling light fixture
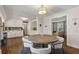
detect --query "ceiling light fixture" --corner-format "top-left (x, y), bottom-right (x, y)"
top-left (38, 5), bottom-right (47, 15)
top-left (20, 17), bottom-right (28, 21)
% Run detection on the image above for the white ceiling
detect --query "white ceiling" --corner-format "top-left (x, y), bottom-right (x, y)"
top-left (3, 5), bottom-right (79, 20)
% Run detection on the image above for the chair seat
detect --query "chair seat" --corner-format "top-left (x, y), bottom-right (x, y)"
top-left (52, 36), bottom-right (64, 49)
top-left (22, 37), bottom-right (32, 47)
top-left (53, 42), bottom-right (63, 49)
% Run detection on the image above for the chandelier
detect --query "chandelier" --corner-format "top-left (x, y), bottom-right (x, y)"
top-left (38, 5), bottom-right (47, 15)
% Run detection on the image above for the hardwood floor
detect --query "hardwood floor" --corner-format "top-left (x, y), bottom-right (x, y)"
top-left (63, 39), bottom-right (79, 54)
top-left (1, 37), bottom-right (23, 54)
top-left (1, 37), bottom-right (79, 54)
top-left (64, 44), bottom-right (79, 54)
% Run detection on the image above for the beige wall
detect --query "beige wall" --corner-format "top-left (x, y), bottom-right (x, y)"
top-left (43, 7), bottom-right (79, 49)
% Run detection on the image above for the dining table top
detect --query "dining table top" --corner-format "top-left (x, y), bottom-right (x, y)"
top-left (29, 35), bottom-right (58, 44)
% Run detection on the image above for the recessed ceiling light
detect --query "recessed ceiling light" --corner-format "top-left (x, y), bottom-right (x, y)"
top-left (20, 17), bottom-right (28, 21)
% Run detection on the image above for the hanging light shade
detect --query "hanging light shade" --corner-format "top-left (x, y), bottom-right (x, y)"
top-left (38, 5), bottom-right (47, 15)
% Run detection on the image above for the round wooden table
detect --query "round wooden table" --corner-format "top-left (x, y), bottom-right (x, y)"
top-left (29, 35), bottom-right (58, 48)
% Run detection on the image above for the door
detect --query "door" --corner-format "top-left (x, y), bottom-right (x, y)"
top-left (23, 22), bottom-right (28, 36)
top-left (52, 21), bottom-right (66, 38)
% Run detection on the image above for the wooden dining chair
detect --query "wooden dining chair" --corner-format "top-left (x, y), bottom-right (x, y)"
top-left (52, 36), bottom-right (64, 54)
top-left (22, 36), bottom-right (33, 48)
top-left (30, 44), bottom-right (51, 54)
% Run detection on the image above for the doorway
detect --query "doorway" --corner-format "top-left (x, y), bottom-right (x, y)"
top-left (52, 16), bottom-right (66, 39)
top-left (23, 21), bottom-right (28, 36)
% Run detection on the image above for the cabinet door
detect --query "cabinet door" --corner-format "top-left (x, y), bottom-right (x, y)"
top-left (0, 27), bottom-right (3, 39)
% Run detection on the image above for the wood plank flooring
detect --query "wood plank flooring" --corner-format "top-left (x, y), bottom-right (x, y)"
top-left (64, 44), bottom-right (79, 54)
top-left (1, 37), bottom-right (79, 54)
top-left (1, 37), bottom-right (23, 54)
